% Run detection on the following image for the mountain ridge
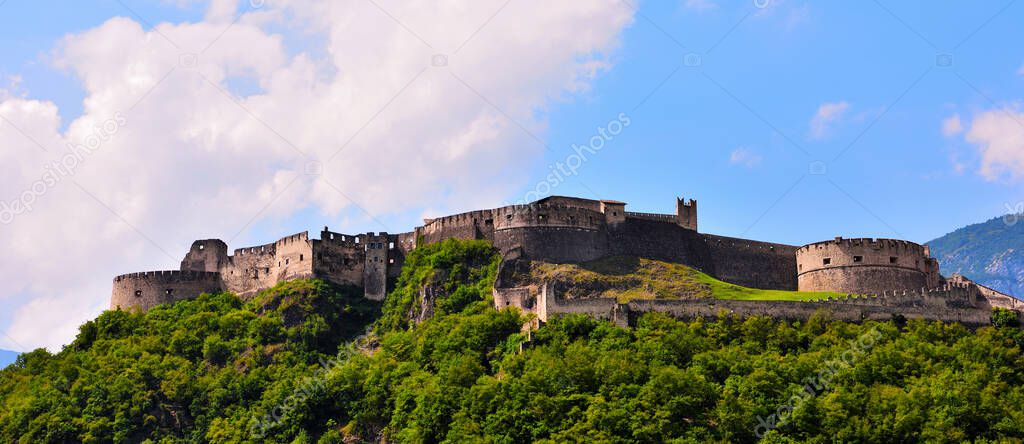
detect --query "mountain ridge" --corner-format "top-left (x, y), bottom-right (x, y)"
top-left (927, 213), bottom-right (1024, 298)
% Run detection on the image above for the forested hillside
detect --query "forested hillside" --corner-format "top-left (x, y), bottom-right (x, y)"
top-left (2, 239), bottom-right (1023, 443)
top-left (928, 214), bottom-right (1024, 297)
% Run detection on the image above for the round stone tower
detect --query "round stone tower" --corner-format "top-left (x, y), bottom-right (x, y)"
top-left (111, 270), bottom-right (223, 311)
top-left (796, 237), bottom-right (941, 295)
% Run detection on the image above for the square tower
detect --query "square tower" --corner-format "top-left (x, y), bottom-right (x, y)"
top-left (362, 232), bottom-right (391, 301)
top-left (600, 200), bottom-right (626, 226)
top-left (676, 198), bottom-right (697, 231)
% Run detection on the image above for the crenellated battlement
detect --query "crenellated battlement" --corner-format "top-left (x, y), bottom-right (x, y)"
top-left (493, 204), bottom-right (605, 231)
top-left (798, 237), bottom-right (927, 253)
top-left (275, 231), bottom-right (309, 245)
top-left (808, 283), bottom-right (980, 308)
top-left (114, 270), bottom-right (221, 282)
top-left (422, 209), bottom-right (495, 231)
top-left (111, 194), bottom-right (1021, 325)
top-left (625, 211), bottom-right (676, 223)
top-left (233, 242), bottom-right (276, 258)
top-left (111, 269), bottom-right (223, 311)
top-left (796, 236), bottom-right (942, 294)
top-left (523, 278), bottom-right (1004, 329)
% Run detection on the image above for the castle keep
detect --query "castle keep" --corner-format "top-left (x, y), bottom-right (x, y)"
top-left (111, 195), bottom-right (1022, 326)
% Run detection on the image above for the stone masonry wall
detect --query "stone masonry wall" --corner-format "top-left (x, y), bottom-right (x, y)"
top-left (312, 230), bottom-right (366, 288)
top-left (115, 195), bottom-right (1020, 317)
top-left (531, 283), bottom-right (997, 328)
top-left (420, 209), bottom-right (495, 245)
top-left (608, 217), bottom-right (715, 272)
top-left (180, 239), bottom-right (228, 272)
top-left (275, 232), bottom-right (315, 282)
top-left (490, 204), bottom-right (610, 263)
top-left (797, 238), bottom-right (935, 294)
top-left (703, 234), bottom-right (799, 290)
top-left (111, 271), bottom-right (223, 311)
top-left (221, 241), bottom-right (279, 296)
top-left (362, 232), bottom-right (393, 301)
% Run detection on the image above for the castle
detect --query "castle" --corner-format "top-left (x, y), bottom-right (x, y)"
top-left (111, 195), bottom-right (1023, 326)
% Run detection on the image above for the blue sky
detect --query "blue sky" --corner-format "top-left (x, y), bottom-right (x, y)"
top-left (1, 0), bottom-right (1023, 350)
top-left (537, 1), bottom-right (1024, 245)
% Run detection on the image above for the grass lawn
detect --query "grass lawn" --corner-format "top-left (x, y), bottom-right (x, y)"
top-left (529, 256), bottom-right (852, 303)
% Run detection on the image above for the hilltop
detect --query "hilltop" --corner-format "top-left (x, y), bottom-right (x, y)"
top-left (3, 239), bottom-right (1024, 443)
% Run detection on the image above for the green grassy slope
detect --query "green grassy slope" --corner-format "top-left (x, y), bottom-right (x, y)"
top-left (529, 256), bottom-right (848, 302)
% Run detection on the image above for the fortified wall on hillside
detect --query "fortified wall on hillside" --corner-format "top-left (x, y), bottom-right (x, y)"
top-left (110, 195), bottom-right (1022, 326)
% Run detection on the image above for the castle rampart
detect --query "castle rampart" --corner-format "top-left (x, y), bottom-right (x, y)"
top-left (527, 282), bottom-right (1000, 329)
top-left (112, 194), bottom-right (1022, 326)
top-left (222, 240), bottom-right (284, 296)
top-left (624, 211), bottom-right (676, 224)
top-left (111, 270), bottom-right (223, 311)
top-left (180, 239), bottom-right (228, 272)
top-left (796, 237), bottom-right (941, 295)
top-left (703, 234), bottom-right (799, 290)
top-left (312, 229), bottom-right (367, 290)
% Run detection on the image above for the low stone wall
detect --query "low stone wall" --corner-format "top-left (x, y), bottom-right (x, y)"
top-left (531, 283), bottom-right (999, 328)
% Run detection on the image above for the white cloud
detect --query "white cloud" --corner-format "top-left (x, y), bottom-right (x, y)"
top-left (729, 147), bottom-right (762, 168)
top-left (809, 101), bottom-right (849, 139)
top-left (942, 114), bottom-right (963, 137)
top-left (964, 107), bottom-right (1024, 181)
top-left (0, 75), bottom-right (23, 101)
top-left (0, 0), bottom-right (634, 350)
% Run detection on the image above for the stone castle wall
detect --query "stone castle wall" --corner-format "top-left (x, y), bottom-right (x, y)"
top-left (111, 270), bottom-right (223, 311)
top-left (312, 230), bottom-right (367, 291)
top-left (607, 217), bottom-right (714, 271)
top-left (703, 234), bottom-right (799, 290)
top-left (491, 204), bottom-right (610, 263)
top-left (361, 232), bottom-right (395, 301)
top-left (180, 239), bottom-right (228, 272)
top-left (522, 282), bottom-right (999, 328)
top-left (797, 238), bottom-right (940, 294)
top-left (222, 241), bottom-right (280, 295)
top-left (113, 195), bottom-right (1021, 319)
top-left (420, 209), bottom-right (496, 245)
